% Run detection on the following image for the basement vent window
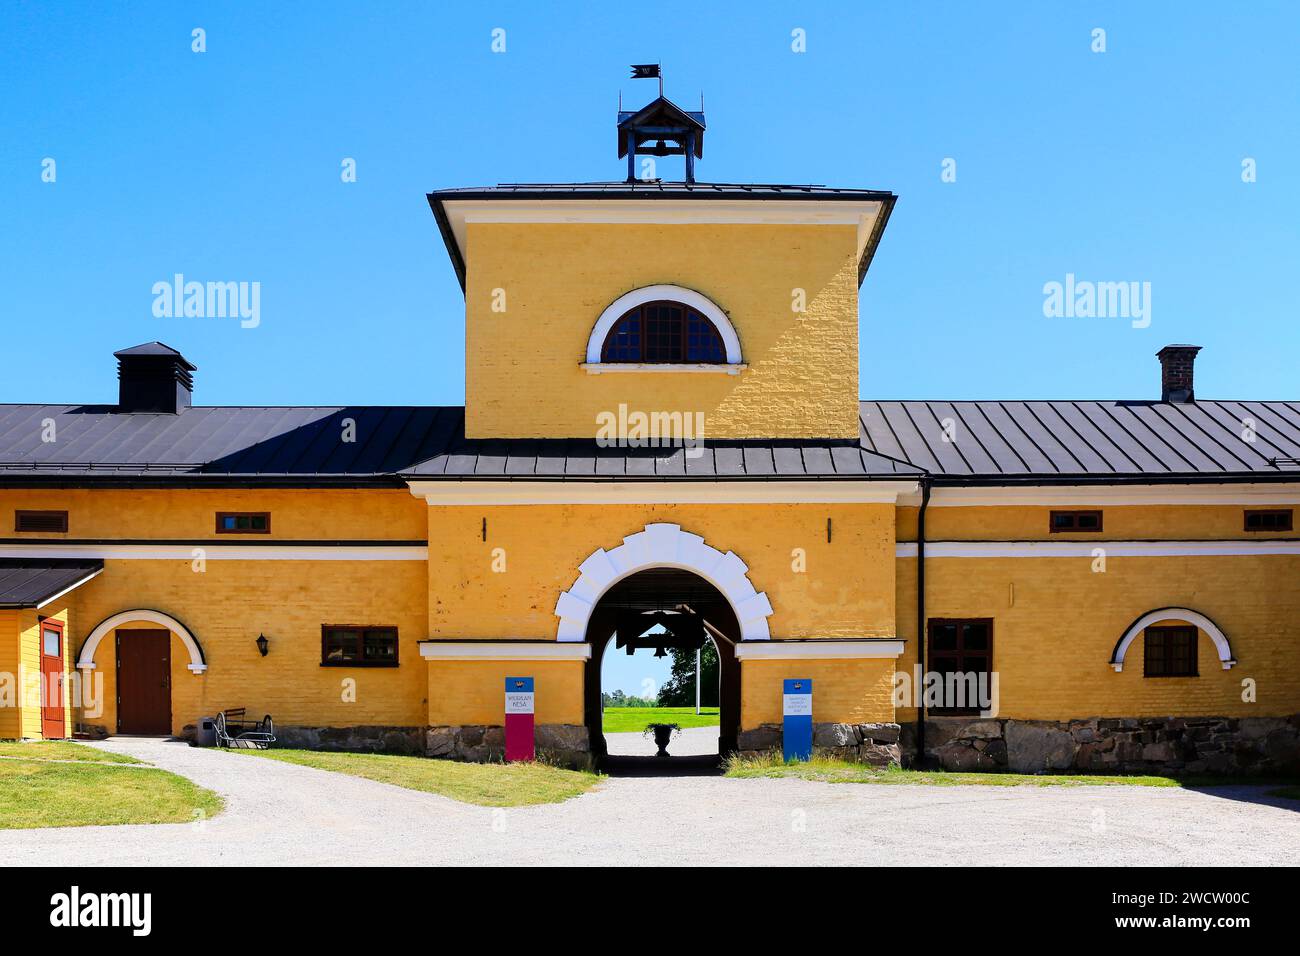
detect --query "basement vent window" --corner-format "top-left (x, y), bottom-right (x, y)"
top-left (321, 625), bottom-right (398, 667)
top-left (1143, 626), bottom-right (1198, 678)
top-left (216, 512), bottom-right (271, 534)
top-left (1244, 509), bottom-right (1292, 532)
top-left (1049, 510), bottom-right (1103, 533)
top-left (15, 510), bottom-right (68, 533)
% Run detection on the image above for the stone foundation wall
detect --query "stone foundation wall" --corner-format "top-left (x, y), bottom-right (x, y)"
top-left (425, 723), bottom-right (591, 770)
top-left (902, 715), bottom-right (1300, 775)
top-left (276, 725), bottom-right (426, 754)
top-left (736, 722), bottom-right (902, 766)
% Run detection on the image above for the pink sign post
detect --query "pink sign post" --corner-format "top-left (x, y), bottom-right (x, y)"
top-left (504, 676), bottom-right (535, 762)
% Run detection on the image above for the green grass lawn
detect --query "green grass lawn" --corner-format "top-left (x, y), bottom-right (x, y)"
top-left (0, 740), bottom-right (141, 764)
top-left (0, 742), bottom-right (222, 829)
top-left (725, 753), bottom-right (1193, 788)
top-left (602, 706), bottom-right (720, 733)
top-left (236, 748), bottom-right (602, 807)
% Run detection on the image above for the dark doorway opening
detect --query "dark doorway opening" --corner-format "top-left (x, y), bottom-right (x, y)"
top-left (583, 567), bottom-right (740, 771)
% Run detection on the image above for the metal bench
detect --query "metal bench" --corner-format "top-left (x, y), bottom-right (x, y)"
top-left (214, 709), bottom-right (276, 749)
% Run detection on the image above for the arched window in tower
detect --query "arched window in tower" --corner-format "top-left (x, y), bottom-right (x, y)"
top-left (601, 300), bottom-right (727, 364)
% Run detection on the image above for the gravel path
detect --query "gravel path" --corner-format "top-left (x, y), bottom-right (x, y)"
top-left (4, 737), bottom-right (1299, 866)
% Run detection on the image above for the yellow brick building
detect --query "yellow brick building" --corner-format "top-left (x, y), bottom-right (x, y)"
top-left (2, 94), bottom-right (1297, 774)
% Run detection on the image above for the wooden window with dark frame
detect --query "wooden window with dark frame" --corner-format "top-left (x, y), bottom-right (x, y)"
top-left (1243, 509), bottom-right (1292, 532)
top-left (215, 512), bottom-right (271, 534)
top-left (1049, 510), bottom-right (1103, 533)
top-left (926, 618), bottom-right (993, 715)
top-left (1143, 625), bottom-right (1198, 677)
top-left (600, 300), bottom-right (726, 364)
top-left (320, 625), bottom-right (399, 667)
top-left (15, 510), bottom-right (68, 533)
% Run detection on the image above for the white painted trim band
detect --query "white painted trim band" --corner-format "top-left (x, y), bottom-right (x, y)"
top-left (409, 480), bottom-right (918, 506)
top-left (418, 642), bottom-right (592, 662)
top-left (734, 640), bottom-right (906, 661)
top-left (0, 544), bottom-right (428, 561)
top-left (897, 540), bottom-right (1300, 558)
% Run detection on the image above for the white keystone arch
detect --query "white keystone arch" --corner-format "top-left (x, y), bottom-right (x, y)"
top-left (554, 522), bottom-right (773, 642)
top-left (77, 609), bottom-right (208, 674)
top-left (1110, 607), bottom-right (1235, 673)
top-left (585, 284), bottom-right (743, 364)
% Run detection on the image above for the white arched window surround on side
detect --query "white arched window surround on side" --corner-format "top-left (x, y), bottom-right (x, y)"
top-left (76, 609), bottom-right (208, 674)
top-left (1109, 607), bottom-right (1236, 673)
top-left (581, 284), bottom-right (746, 374)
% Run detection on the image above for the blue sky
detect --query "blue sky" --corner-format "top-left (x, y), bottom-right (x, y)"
top-left (2, 2), bottom-right (1297, 411)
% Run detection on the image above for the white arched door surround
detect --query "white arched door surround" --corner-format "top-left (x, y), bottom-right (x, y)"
top-left (554, 523), bottom-right (773, 642)
top-left (76, 609), bottom-right (207, 674)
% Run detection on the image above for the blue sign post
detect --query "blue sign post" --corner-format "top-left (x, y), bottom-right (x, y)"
top-left (782, 678), bottom-right (813, 762)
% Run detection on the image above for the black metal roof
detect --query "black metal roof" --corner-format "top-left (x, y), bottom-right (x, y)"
top-left (0, 400), bottom-right (1297, 486)
top-left (860, 400), bottom-right (1300, 482)
top-left (429, 181), bottom-right (895, 200)
top-left (0, 559), bottom-right (103, 609)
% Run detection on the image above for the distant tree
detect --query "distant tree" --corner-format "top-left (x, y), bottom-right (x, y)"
top-left (602, 691), bottom-right (659, 708)
top-left (657, 640), bottom-right (719, 707)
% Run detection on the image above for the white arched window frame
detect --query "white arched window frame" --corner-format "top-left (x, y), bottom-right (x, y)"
top-left (1109, 607), bottom-right (1236, 673)
top-left (581, 284), bottom-right (746, 374)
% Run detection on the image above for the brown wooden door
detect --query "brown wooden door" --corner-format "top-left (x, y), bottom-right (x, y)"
top-left (116, 630), bottom-right (171, 735)
top-left (40, 620), bottom-right (66, 738)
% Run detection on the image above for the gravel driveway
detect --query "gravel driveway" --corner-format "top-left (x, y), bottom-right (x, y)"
top-left (4, 737), bottom-right (1298, 866)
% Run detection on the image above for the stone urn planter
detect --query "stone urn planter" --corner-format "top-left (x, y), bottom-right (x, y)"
top-left (644, 723), bottom-right (680, 758)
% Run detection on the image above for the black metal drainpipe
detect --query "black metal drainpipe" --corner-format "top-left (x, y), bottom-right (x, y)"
top-left (915, 477), bottom-right (931, 766)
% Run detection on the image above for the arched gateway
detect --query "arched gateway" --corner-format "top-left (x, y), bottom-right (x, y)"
top-left (554, 523), bottom-right (772, 758)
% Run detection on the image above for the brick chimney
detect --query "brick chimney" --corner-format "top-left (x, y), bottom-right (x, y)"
top-left (1156, 344), bottom-right (1201, 403)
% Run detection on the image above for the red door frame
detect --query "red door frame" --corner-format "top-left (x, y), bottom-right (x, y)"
top-left (39, 618), bottom-right (66, 739)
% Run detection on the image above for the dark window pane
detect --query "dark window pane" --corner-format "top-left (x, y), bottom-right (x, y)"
top-left (363, 629), bottom-right (397, 662)
top-left (962, 623), bottom-right (990, 650)
top-left (1077, 513), bottom-right (1099, 530)
top-left (323, 629), bottom-right (361, 662)
top-left (601, 301), bottom-right (727, 364)
top-left (603, 313), bottom-right (641, 362)
top-left (931, 624), bottom-right (959, 652)
top-left (1144, 627), bottom-right (1197, 677)
top-left (1052, 512), bottom-right (1073, 530)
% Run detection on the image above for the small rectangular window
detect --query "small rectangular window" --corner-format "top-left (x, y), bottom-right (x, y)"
top-left (1049, 510), bottom-right (1103, 533)
top-left (215, 512), bottom-right (271, 534)
top-left (1244, 509), bottom-right (1292, 532)
top-left (1143, 626), bottom-right (1198, 677)
top-left (15, 510), bottom-right (68, 533)
top-left (321, 625), bottom-right (398, 667)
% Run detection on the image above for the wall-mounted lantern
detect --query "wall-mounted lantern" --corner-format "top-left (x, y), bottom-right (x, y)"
top-left (255, 633), bottom-right (269, 657)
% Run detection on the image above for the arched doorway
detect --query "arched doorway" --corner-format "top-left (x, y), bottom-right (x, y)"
top-left (584, 567), bottom-right (741, 762)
